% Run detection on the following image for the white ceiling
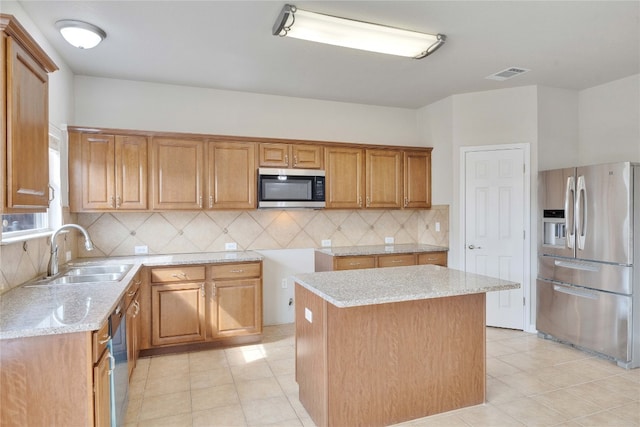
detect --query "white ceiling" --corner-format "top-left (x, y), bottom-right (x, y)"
top-left (18, 0), bottom-right (640, 109)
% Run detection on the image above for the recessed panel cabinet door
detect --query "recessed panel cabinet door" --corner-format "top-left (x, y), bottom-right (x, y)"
top-left (6, 38), bottom-right (50, 210)
top-left (404, 150), bottom-right (431, 208)
top-left (366, 149), bottom-right (403, 209)
top-left (151, 138), bottom-right (204, 210)
top-left (209, 141), bottom-right (256, 209)
top-left (82, 134), bottom-right (115, 210)
top-left (151, 282), bottom-right (206, 346)
top-left (211, 279), bottom-right (262, 337)
top-left (325, 147), bottom-right (364, 209)
top-left (115, 135), bottom-right (147, 210)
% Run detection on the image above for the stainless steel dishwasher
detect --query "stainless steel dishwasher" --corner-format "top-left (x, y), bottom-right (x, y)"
top-left (109, 301), bottom-right (128, 426)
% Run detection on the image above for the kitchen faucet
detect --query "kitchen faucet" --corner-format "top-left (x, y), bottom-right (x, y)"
top-left (47, 224), bottom-right (94, 277)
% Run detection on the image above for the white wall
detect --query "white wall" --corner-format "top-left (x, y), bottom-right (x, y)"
top-left (578, 74), bottom-right (640, 165)
top-left (74, 76), bottom-right (422, 147)
top-left (537, 86), bottom-right (579, 170)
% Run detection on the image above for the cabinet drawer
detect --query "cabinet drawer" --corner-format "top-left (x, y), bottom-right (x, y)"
top-left (92, 320), bottom-right (110, 363)
top-left (335, 256), bottom-right (376, 270)
top-left (151, 266), bottom-right (205, 283)
top-left (210, 262), bottom-right (261, 280)
top-left (123, 272), bottom-right (142, 307)
top-left (417, 252), bottom-right (447, 266)
top-left (377, 254), bottom-right (416, 268)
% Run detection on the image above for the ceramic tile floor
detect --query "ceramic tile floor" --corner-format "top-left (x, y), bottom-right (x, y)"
top-left (125, 324), bottom-right (640, 427)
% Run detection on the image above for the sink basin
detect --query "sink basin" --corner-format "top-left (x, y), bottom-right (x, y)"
top-left (66, 264), bottom-right (133, 276)
top-left (47, 273), bottom-right (125, 285)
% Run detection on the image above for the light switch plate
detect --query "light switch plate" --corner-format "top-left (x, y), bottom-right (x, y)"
top-left (435, 222), bottom-right (441, 232)
top-left (225, 242), bottom-right (237, 251)
top-left (134, 245), bottom-right (148, 255)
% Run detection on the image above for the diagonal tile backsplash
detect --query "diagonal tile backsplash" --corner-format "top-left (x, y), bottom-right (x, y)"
top-left (75, 206), bottom-right (449, 258)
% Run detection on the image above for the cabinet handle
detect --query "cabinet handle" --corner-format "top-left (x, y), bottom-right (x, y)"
top-left (110, 196), bottom-right (115, 208)
top-left (229, 269), bottom-right (244, 273)
top-left (199, 196), bottom-right (203, 208)
top-left (348, 262), bottom-right (361, 266)
top-left (366, 197), bottom-right (371, 207)
top-left (284, 154), bottom-right (288, 164)
top-left (127, 290), bottom-right (136, 297)
top-left (172, 272), bottom-right (188, 280)
top-left (134, 280), bottom-right (142, 286)
top-left (391, 260), bottom-right (404, 263)
top-left (212, 284), bottom-right (216, 296)
top-left (293, 155), bottom-right (298, 166)
top-left (116, 196), bottom-right (122, 208)
top-left (358, 197), bottom-right (362, 207)
top-left (404, 197), bottom-right (408, 207)
top-left (133, 300), bottom-right (140, 316)
top-left (99, 334), bottom-right (111, 345)
top-left (107, 354), bottom-right (116, 375)
top-left (209, 195), bottom-right (213, 208)
top-left (201, 283), bottom-right (205, 297)
top-left (48, 184), bottom-right (55, 203)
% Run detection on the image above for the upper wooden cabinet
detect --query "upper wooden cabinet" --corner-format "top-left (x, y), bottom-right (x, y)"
top-left (150, 137), bottom-right (204, 210)
top-left (325, 146), bottom-right (364, 209)
top-left (403, 150), bottom-right (432, 209)
top-left (259, 143), bottom-right (323, 169)
top-left (208, 141), bottom-right (256, 209)
top-left (69, 133), bottom-right (148, 211)
top-left (1, 14), bottom-right (58, 212)
top-left (365, 149), bottom-right (403, 209)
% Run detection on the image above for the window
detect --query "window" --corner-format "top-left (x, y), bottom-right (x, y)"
top-left (1, 126), bottom-right (63, 241)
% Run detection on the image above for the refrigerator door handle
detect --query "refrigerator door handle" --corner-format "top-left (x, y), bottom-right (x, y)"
top-left (575, 175), bottom-right (587, 250)
top-left (553, 284), bottom-right (598, 300)
top-left (565, 176), bottom-right (576, 249)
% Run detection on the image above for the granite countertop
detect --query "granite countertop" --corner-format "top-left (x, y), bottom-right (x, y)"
top-left (292, 264), bottom-right (519, 308)
top-left (316, 243), bottom-right (448, 257)
top-left (0, 251), bottom-right (263, 340)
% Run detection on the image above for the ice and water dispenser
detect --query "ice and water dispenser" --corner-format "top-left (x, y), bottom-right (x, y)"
top-left (543, 209), bottom-right (566, 247)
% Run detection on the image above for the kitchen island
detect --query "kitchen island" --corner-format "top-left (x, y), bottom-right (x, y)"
top-left (292, 264), bottom-right (519, 427)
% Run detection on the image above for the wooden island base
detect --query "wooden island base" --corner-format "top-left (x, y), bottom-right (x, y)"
top-left (295, 284), bottom-right (486, 427)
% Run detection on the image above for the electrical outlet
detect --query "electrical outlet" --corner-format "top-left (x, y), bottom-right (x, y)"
top-left (435, 222), bottom-right (441, 232)
top-left (225, 242), bottom-right (237, 251)
top-left (321, 239), bottom-right (331, 247)
top-left (384, 236), bottom-right (394, 244)
top-left (65, 251), bottom-right (72, 262)
top-left (134, 245), bottom-right (148, 255)
top-left (281, 278), bottom-right (288, 289)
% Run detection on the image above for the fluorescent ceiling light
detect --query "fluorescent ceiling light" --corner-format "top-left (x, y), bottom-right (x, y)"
top-left (273, 4), bottom-right (446, 59)
top-left (56, 20), bottom-right (106, 49)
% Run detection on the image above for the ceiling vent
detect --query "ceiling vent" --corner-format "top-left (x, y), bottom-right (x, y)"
top-left (486, 67), bottom-right (530, 81)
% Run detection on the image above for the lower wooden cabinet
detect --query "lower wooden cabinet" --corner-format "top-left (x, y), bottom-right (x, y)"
top-left (93, 346), bottom-right (112, 427)
top-left (141, 261), bottom-right (263, 352)
top-left (316, 250), bottom-right (447, 271)
top-left (126, 273), bottom-right (141, 378)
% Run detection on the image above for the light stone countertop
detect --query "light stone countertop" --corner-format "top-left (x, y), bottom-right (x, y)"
top-left (0, 251), bottom-right (263, 340)
top-left (292, 264), bottom-right (519, 308)
top-left (315, 243), bottom-right (448, 256)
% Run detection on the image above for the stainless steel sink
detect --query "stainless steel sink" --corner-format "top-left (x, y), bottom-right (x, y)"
top-left (47, 273), bottom-right (125, 285)
top-left (66, 264), bottom-right (133, 276)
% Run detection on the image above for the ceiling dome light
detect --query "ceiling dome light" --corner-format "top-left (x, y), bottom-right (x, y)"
top-left (56, 20), bottom-right (106, 49)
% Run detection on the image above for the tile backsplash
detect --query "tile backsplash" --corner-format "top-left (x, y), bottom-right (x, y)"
top-left (1, 206), bottom-right (448, 293)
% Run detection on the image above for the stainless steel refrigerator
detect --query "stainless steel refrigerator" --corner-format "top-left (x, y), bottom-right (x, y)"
top-left (537, 162), bottom-right (639, 368)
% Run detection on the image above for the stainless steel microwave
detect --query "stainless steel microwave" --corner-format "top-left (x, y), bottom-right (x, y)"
top-left (258, 168), bottom-right (325, 208)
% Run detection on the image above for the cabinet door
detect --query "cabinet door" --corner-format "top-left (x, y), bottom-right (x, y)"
top-left (325, 147), bottom-right (364, 209)
top-left (404, 150), bottom-right (431, 208)
top-left (82, 134), bottom-right (115, 210)
top-left (366, 149), bottom-right (403, 209)
top-left (151, 138), bottom-right (204, 210)
top-left (5, 37), bottom-right (50, 210)
top-left (94, 348), bottom-right (112, 427)
top-left (211, 278), bottom-right (262, 337)
top-left (259, 143), bottom-right (289, 168)
top-left (115, 135), bottom-right (147, 210)
top-left (209, 141), bottom-right (256, 209)
top-left (151, 282), bottom-right (206, 346)
top-left (417, 252), bottom-right (447, 267)
top-left (292, 145), bottom-right (323, 169)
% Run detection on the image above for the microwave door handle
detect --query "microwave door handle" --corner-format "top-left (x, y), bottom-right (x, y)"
top-left (576, 175), bottom-right (587, 250)
top-left (565, 176), bottom-right (575, 249)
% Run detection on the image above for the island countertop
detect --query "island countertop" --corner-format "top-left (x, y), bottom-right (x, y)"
top-left (293, 264), bottom-right (519, 308)
top-left (0, 251), bottom-right (263, 340)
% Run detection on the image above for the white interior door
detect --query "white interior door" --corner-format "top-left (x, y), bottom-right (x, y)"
top-left (464, 148), bottom-right (525, 329)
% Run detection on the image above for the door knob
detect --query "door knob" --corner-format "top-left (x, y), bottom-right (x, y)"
top-left (468, 245), bottom-right (482, 250)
